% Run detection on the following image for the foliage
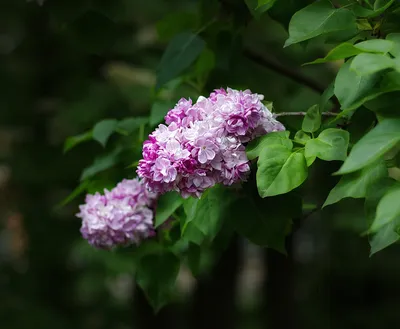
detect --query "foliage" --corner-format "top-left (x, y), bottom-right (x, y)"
top-left (57, 0), bottom-right (400, 311)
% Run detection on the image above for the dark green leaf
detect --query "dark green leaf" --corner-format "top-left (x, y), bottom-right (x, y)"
top-left (156, 12), bottom-right (198, 41)
top-left (230, 192), bottom-right (301, 254)
top-left (336, 119), bottom-right (400, 174)
top-left (155, 192), bottom-right (183, 228)
top-left (150, 101), bottom-right (174, 126)
top-left (305, 128), bottom-right (349, 162)
top-left (64, 131), bottom-right (93, 153)
top-left (302, 104), bottom-right (321, 133)
top-left (80, 147), bottom-right (122, 181)
top-left (135, 252), bottom-right (180, 311)
top-left (194, 48), bottom-right (215, 84)
top-left (284, 0), bottom-right (356, 47)
top-left (246, 131), bottom-right (291, 160)
top-left (182, 186), bottom-right (234, 241)
top-left (92, 119), bottom-right (118, 147)
top-left (256, 145), bottom-right (308, 197)
top-left (245, 0), bottom-right (274, 18)
top-left (374, 0), bottom-right (395, 11)
top-left (186, 243), bottom-right (214, 277)
top-left (117, 117), bottom-right (148, 135)
top-left (156, 32), bottom-right (205, 88)
top-left (257, 0), bottom-right (277, 10)
top-left (323, 160), bottom-right (387, 207)
top-left (57, 180), bottom-right (90, 207)
top-left (352, 0), bottom-right (395, 17)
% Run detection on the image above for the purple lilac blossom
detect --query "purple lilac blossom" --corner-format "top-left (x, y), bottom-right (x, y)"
top-left (76, 178), bottom-right (157, 249)
top-left (137, 87), bottom-right (285, 198)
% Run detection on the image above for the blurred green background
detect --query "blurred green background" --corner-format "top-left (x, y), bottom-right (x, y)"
top-left (1, 0), bottom-right (400, 328)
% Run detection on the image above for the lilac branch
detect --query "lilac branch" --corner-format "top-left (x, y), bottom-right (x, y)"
top-left (274, 111), bottom-right (338, 118)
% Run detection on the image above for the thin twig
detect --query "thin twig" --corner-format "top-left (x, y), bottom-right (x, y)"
top-left (244, 49), bottom-right (325, 94)
top-left (274, 111), bottom-right (338, 118)
top-left (244, 49), bottom-right (341, 112)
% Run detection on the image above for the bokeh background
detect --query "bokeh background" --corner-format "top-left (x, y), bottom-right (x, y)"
top-left (1, 0), bottom-right (400, 328)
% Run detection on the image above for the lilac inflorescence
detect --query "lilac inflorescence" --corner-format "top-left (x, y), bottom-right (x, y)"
top-left (137, 87), bottom-right (285, 198)
top-left (76, 178), bottom-right (157, 249)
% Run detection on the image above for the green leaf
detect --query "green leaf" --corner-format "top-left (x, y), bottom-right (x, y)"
top-left (92, 119), bottom-right (118, 147)
top-left (302, 104), bottom-right (321, 133)
top-left (182, 222), bottom-right (206, 245)
top-left (350, 53), bottom-right (394, 76)
top-left (245, 0), bottom-right (275, 18)
top-left (57, 180), bottom-right (90, 207)
top-left (86, 179), bottom-right (115, 194)
top-left (155, 192), bottom-right (183, 228)
top-left (370, 222), bottom-right (400, 255)
top-left (306, 43), bottom-right (362, 65)
top-left (334, 59), bottom-right (380, 110)
top-left (352, 0), bottom-right (395, 18)
top-left (387, 33), bottom-right (400, 57)
top-left (370, 185), bottom-right (400, 232)
top-left (337, 71), bottom-right (400, 113)
top-left (294, 130), bottom-right (311, 145)
top-left (355, 39), bottom-right (394, 53)
top-left (156, 12), bottom-right (198, 41)
top-left (156, 32), bottom-right (205, 89)
top-left (306, 39), bottom-right (394, 65)
top-left (80, 147), bottom-right (122, 181)
top-left (257, 0), bottom-right (277, 9)
top-left (284, 0), bottom-right (356, 47)
top-left (305, 128), bottom-right (349, 162)
top-left (256, 145), bottom-right (308, 197)
top-left (366, 178), bottom-right (400, 255)
top-left (336, 119), bottom-right (400, 174)
top-left (182, 186), bottom-right (234, 241)
top-left (356, 19), bottom-right (373, 31)
top-left (323, 160), bottom-right (387, 208)
top-left (135, 251), bottom-right (180, 311)
top-left (246, 131), bottom-right (291, 160)
top-left (230, 192), bottom-right (301, 254)
top-left (374, 0), bottom-right (395, 11)
top-left (117, 117), bottom-right (148, 135)
top-left (186, 243), bottom-right (213, 277)
top-left (150, 101), bottom-right (174, 126)
top-left (320, 82), bottom-right (335, 111)
top-left (64, 131), bottom-right (93, 153)
top-left (194, 48), bottom-right (215, 85)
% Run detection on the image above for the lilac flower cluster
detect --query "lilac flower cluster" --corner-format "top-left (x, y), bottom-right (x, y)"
top-left (137, 87), bottom-right (285, 198)
top-left (76, 178), bottom-right (157, 249)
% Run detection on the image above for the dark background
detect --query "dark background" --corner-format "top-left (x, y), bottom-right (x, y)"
top-left (1, 0), bottom-right (400, 328)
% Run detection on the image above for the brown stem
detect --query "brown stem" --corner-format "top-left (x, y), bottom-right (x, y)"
top-left (244, 50), bottom-right (341, 112)
top-left (244, 50), bottom-right (326, 95)
top-left (274, 111), bottom-right (338, 118)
